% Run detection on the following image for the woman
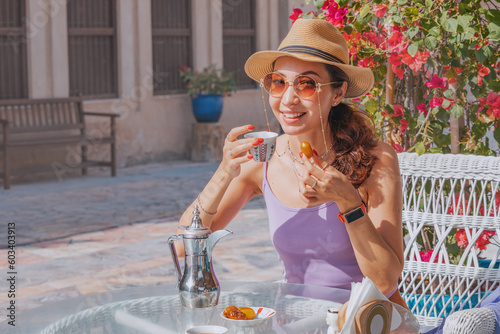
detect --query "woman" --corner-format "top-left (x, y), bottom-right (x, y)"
top-left (176, 19), bottom-right (404, 302)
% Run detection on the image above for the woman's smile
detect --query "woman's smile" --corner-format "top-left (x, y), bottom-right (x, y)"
top-left (281, 110), bottom-right (307, 124)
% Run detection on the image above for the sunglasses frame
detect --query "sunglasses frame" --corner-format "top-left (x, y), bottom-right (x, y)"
top-left (260, 72), bottom-right (340, 99)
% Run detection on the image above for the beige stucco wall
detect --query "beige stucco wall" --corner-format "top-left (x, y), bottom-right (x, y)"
top-left (8, 0), bottom-right (293, 182)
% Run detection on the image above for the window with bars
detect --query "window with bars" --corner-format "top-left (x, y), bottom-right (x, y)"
top-left (0, 0), bottom-right (28, 99)
top-left (223, 0), bottom-right (256, 89)
top-left (67, 0), bottom-right (117, 99)
top-left (151, 0), bottom-right (192, 95)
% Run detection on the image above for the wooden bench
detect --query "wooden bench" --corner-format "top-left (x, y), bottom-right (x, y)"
top-left (0, 97), bottom-right (119, 189)
top-left (397, 152), bottom-right (500, 329)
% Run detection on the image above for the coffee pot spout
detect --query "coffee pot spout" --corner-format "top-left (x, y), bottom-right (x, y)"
top-left (207, 229), bottom-right (232, 257)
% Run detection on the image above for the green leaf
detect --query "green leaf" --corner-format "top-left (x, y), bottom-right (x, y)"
top-left (425, 0), bottom-right (433, 8)
top-left (488, 80), bottom-right (500, 92)
top-left (392, 13), bottom-right (403, 24)
top-left (439, 11), bottom-right (448, 26)
top-left (365, 99), bottom-right (378, 114)
top-left (443, 18), bottom-right (458, 33)
top-left (494, 122), bottom-right (500, 146)
top-left (338, 0), bottom-right (349, 8)
top-left (482, 45), bottom-right (494, 59)
top-left (457, 15), bottom-right (473, 31)
top-left (429, 147), bottom-right (442, 153)
top-left (302, 11), bottom-right (316, 19)
top-left (304, 0), bottom-right (312, 4)
top-left (424, 36), bottom-right (438, 50)
top-left (428, 26), bottom-right (441, 37)
top-left (442, 99), bottom-right (451, 109)
top-left (447, 242), bottom-right (461, 257)
top-left (485, 9), bottom-right (500, 24)
top-left (360, 4), bottom-right (370, 18)
top-left (475, 48), bottom-right (488, 63)
top-left (415, 142), bottom-right (426, 155)
top-left (432, 107), bottom-right (440, 115)
top-left (408, 43), bottom-right (419, 57)
top-left (314, 0), bottom-right (326, 9)
top-left (443, 89), bottom-right (455, 99)
top-left (344, 24), bottom-right (353, 34)
top-left (450, 104), bottom-right (464, 118)
top-left (397, 0), bottom-right (407, 4)
top-left (408, 26), bottom-right (420, 39)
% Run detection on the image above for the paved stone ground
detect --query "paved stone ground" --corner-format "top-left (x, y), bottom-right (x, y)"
top-left (0, 161), bottom-right (283, 319)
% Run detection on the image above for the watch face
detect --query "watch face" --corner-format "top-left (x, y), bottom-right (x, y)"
top-left (345, 207), bottom-right (365, 223)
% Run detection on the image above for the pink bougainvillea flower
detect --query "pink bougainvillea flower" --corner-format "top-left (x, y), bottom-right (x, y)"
top-left (400, 118), bottom-right (408, 133)
top-left (401, 50), bottom-right (430, 72)
top-left (455, 229), bottom-right (468, 247)
top-left (363, 31), bottom-right (385, 49)
top-left (358, 57), bottom-right (376, 68)
top-left (478, 64), bottom-right (491, 77)
top-left (388, 52), bottom-right (402, 66)
top-left (425, 75), bottom-right (448, 90)
top-left (455, 228), bottom-right (496, 250)
top-left (392, 104), bottom-right (404, 117)
top-left (417, 103), bottom-right (428, 115)
top-left (478, 76), bottom-right (485, 86)
top-left (393, 142), bottom-right (404, 153)
top-left (430, 97), bottom-right (444, 109)
top-left (393, 65), bottom-right (405, 79)
top-left (476, 230), bottom-right (496, 251)
top-left (373, 4), bottom-right (388, 17)
top-left (324, 1), bottom-right (348, 28)
top-left (387, 31), bottom-right (403, 50)
top-left (418, 250), bottom-right (438, 263)
top-left (349, 46), bottom-right (358, 55)
top-left (289, 8), bottom-right (303, 23)
top-left (448, 78), bottom-right (457, 85)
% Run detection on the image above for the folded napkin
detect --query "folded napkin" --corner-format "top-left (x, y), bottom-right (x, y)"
top-left (340, 277), bottom-right (402, 334)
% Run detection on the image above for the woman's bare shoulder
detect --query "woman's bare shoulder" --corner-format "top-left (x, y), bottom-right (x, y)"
top-left (362, 141), bottom-right (401, 194)
top-left (371, 141), bottom-right (400, 172)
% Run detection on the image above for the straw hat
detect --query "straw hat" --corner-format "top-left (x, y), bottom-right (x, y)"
top-left (244, 18), bottom-right (374, 99)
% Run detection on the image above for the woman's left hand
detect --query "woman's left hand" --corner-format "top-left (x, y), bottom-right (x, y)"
top-left (298, 152), bottom-right (361, 210)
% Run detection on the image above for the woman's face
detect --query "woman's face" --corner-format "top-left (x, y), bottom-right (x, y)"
top-left (269, 56), bottom-right (340, 138)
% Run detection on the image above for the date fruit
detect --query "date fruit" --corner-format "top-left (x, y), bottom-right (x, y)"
top-left (300, 141), bottom-right (313, 158)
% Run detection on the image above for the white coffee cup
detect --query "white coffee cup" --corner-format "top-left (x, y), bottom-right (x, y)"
top-left (185, 325), bottom-right (228, 334)
top-left (244, 131), bottom-right (279, 163)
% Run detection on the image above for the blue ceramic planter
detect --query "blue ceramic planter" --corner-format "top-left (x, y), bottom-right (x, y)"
top-left (191, 94), bottom-right (224, 123)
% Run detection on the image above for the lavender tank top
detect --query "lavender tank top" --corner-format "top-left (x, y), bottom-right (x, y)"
top-left (262, 163), bottom-right (363, 290)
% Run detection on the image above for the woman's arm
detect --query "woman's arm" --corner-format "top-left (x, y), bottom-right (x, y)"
top-left (298, 142), bottom-right (404, 295)
top-left (174, 125), bottom-right (263, 251)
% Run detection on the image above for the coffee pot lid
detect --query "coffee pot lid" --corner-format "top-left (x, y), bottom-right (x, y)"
top-left (181, 205), bottom-right (210, 238)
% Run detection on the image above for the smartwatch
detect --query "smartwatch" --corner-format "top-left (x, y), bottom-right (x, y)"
top-left (338, 203), bottom-right (367, 224)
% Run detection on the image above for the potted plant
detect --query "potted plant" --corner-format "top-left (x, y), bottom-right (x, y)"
top-left (179, 64), bottom-right (236, 123)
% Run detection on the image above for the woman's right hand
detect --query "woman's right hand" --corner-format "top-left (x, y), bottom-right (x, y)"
top-left (222, 124), bottom-right (262, 179)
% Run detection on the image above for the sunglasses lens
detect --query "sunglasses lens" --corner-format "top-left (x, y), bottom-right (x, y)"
top-left (294, 76), bottom-right (317, 98)
top-left (263, 73), bottom-right (286, 97)
top-left (263, 73), bottom-right (318, 98)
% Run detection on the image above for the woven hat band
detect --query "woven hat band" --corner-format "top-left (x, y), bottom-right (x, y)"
top-left (278, 45), bottom-right (345, 65)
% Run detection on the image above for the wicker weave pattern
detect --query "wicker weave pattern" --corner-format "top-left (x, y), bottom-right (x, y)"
top-left (443, 307), bottom-right (496, 334)
top-left (397, 152), bottom-right (500, 328)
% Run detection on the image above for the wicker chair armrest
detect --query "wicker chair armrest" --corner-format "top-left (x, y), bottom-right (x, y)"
top-left (443, 307), bottom-right (495, 334)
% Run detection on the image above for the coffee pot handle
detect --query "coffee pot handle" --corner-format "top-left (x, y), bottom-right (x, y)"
top-left (168, 235), bottom-right (182, 284)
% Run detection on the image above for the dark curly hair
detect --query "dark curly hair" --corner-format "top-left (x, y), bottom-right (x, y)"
top-left (324, 64), bottom-right (378, 188)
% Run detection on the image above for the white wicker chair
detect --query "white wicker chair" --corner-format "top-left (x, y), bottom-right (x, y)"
top-left (397, 152), bottom-right (500, 329)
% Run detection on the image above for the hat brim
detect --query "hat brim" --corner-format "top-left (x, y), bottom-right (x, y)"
top-left (244, 51), bottom-right (374, 99)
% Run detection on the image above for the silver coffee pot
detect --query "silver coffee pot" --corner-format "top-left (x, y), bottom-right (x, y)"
top-left (168, 205), bottom-right (232, 308)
